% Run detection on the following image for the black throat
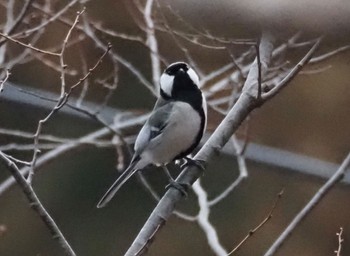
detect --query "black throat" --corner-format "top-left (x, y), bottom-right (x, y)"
top-left (168, 71), bottom-right (203, 112)
top-left (163, 72), bottom-right (206, 160)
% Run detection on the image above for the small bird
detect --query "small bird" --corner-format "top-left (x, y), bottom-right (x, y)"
top-left (97, 62), bottom-right (207, 208)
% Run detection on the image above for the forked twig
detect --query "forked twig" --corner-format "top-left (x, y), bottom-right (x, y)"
top-left (228, 189), bottom-right (284, 255)
top-left (334, 227), bottom-right (344, 256)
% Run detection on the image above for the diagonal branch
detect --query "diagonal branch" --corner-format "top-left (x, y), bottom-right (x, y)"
top-left (262, 37), bottom-right (322, 101)
top-left (264, 152), bottom-right (350, 256)
top-left (0, 151), bottom-right (76, 256)
top-left (228, 189), bottom-right (284, 255)
top-left (0, 32), bottom-right (60, 56)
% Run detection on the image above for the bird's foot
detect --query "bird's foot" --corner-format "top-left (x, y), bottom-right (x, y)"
top-left (180, 157), bottom-right (206, 171)
top-left (165, 179), bottom-right (191, 197)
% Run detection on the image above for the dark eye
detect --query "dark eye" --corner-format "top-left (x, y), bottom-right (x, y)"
top-left (164, 68), bottom-right (173, 75)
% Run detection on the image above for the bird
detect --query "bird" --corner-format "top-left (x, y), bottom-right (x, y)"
top-left (97, 62), bottom-right (207, 208)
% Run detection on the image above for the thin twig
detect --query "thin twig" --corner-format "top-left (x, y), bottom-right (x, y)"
top-left (209, 137), bottom-right (248, 206)
top-left (0, 32), bottom-right (60, 56)
top-left (59, 8), bottom-right (85, 96)
top-left (0, 152), bottom-right (31, 166)
top-left (81, 14), bottom-right (156, 96)
top-left (30, 51), bottom-right (79, 76)
top-left (0, 114), bottom-right (149, 197)
top-left (69, 43), bottom-right (112, 92)
top-left (27, 8), bottom-right (86, 185)
top-left (228, 189), bottom-right (284, 255)
top-left (262, 37), bottom-right (322, 101)
top-left (11, 0), bottom-right (79, 38)
top-left (334, 227), bottom-right (344, 256)
top-left (0, 69), bottom-right (11, 92)
top-left (76, 49), bottom-right (89, 107)
top-left (264, 152), bottom-right (350, 256)
top-left (310, 45), bottom-right (350, 64)
top-left (0, 0), bottom-right (34, 47)
top-left (255, 40), bottom-right (262, 100)
top-left (0, 151), bottom-right (76, 256)
top-left (144, 0), bottom-right (161, 89)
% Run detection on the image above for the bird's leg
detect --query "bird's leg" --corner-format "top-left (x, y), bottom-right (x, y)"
top-left (180, 156), bottom-right (206, 171)
top-left (162, 166), bottom-right (190, 197)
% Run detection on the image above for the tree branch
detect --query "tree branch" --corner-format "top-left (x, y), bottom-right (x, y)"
top-left (334, 227), bottom-right (344, 256)
top-left (0, 32), bottom-right (60, 56)
top-left (228, 189), bottom-right (284, 255)
top-left (0, 151), bottom-right (76, 256)
top-left (193, 179), bottom-right (227, 256)
top-left (264, 152), bottom-right (350, 256)
top-left (0, 69), bottom-right (11, 92)
top-left (262, 37), bottom-right (322, 101)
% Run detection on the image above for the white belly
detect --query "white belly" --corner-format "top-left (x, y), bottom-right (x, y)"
top-left (140, 102), bottom-right (201, 166)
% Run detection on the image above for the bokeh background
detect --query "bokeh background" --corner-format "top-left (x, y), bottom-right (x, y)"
top-left (0, 1), bottom-right (350, 255)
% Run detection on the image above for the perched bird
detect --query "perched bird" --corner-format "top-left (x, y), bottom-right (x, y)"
top-left (97, 62), bottom-right (207, 208)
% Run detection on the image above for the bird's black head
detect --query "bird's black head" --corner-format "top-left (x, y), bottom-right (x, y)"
top-left (164, 62), bottom-right (188, 76)
top-left (159, 62), bottom-right (201, 104)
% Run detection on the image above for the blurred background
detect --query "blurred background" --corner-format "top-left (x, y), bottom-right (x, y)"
top-left (0, 0), bottom-right (349, 255)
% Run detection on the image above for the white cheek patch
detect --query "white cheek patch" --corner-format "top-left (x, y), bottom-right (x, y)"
top-left (187, 68), bottom-right (200, 87)
top-left (160, 73), bottom-right (174, 97)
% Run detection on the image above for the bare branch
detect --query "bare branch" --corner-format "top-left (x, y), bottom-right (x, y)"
top-left (81, 14), bottom-right (156, 96)
top-left (10, 0), bottom-right (79, 38)
top-left (0, 151), bottom-right (31, 166)
top-left (0, 114), bottom-right (148, 196)
top-left (209, 137), bottom-right (248, 206)
top-left (310, 45), bottom-right (350, 64)
top-left (2, 0), bottom-right (33, 35)
top-left (0, 69), bottom-right (10, 92)
top-left (0, 32), bottom-right (60, 56)
top-left (69, 44), bottom-right (112, 93)
top-left (334, 227), bottom-right (344, 256)
top-left (59, 8), bottom-right (85, 96)
top-left (264, 152), bottom-right (350, 256)
top-left (228, 189), bottom-right (284, 255)
top-left (255, 41), bottom-right (262, 99)
top-left (144, 0), bottom-right (161, 88)
top-left (0, 151), bottom-right (76, 256)
top-left (262, 37), bottom-right (322, 101)
top-left (27, 8), bottom-right (87, 184)
top-left (193, 179), bottom-right (228, 256)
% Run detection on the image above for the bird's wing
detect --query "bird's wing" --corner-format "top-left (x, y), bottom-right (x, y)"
top-left (96, 100), bottom-right (174, 208)
top-left (134, 100), bottom-right (174, 156)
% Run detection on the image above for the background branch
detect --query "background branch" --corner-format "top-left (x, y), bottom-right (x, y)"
top-left (264, 152), bottom-right (350, 256)
top-left (0, 152), bottom-right (76, 256)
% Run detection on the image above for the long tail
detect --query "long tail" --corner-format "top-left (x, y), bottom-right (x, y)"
top-left (97, 161), bottom-right (138, 208)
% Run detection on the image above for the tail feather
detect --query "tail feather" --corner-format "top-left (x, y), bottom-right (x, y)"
top-left (97, 162), bottom-right (138, 208)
